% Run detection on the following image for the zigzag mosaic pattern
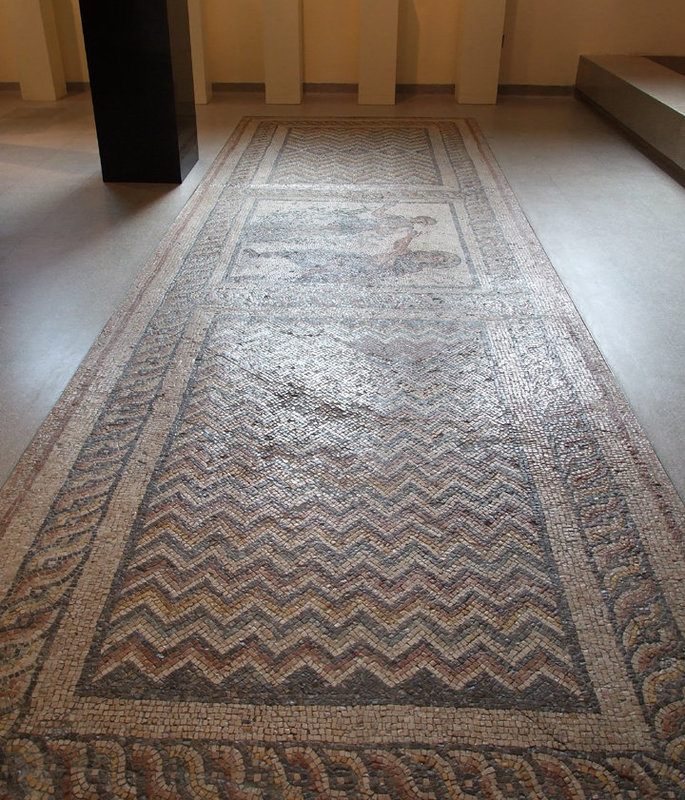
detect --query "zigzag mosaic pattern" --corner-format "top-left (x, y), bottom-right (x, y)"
top-left (80, 318), bottom-right (593, 708)
top-left (270, 124), bottom-right (443, 185)
top-left (1, 118), bottom-right (684, 799)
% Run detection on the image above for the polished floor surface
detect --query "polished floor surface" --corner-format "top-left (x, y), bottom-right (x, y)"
top-left (0, 88), bottom-right (684, 503)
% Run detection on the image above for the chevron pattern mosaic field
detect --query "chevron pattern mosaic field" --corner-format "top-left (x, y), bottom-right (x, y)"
top-left (79, 317), bottom-right (594, 710)
top-left (1, 118), bottom-right (684, 799)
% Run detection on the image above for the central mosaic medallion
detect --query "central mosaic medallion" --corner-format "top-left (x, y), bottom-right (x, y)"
top-left (229, 200), bottom-right (475, 287)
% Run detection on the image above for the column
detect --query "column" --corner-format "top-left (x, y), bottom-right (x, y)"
top-left (188, 0), bottom-right (212, 104)
top-left (358, 0), bottom-right (398, 105)
top-left (78, 0), bottom-right (198, 182)
top-left (5, 0), bottom-right (66, 101)
top-left (455, 0), bottom-right (506, 104)
top-left (263, 0), bottom-right (303, 104)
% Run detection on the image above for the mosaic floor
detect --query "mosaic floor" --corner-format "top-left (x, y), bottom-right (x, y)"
top-left (1, 118), bottom-right (684, 799)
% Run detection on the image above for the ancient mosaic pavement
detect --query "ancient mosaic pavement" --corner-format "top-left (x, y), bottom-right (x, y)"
top-left (1, 118), bottom-right (684, 799)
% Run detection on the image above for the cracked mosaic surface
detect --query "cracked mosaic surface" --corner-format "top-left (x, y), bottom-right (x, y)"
top-left (0, 118), bottom-right (684, 799)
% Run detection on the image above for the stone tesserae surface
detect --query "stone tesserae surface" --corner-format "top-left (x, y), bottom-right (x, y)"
top-left (0, 88), bottom-right (683, 502)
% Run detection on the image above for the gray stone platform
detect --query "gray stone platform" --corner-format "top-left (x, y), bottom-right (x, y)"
top-left (576, 54), bottom-right (685, 176)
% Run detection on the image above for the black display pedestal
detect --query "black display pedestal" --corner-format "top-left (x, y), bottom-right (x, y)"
top-left (78, 0), bottom-right (198, 183)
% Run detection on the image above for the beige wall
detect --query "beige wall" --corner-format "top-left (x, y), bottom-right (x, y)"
top-left (204, 0), bottom-right (263, 84)
top-left (0, 0), bottom-right (684, 86)
top-left (303, 0), bottom-right (358, 83)
top-left (397, 0), bottom-right (459, 84)
top-left (0, 0), bottom-right (18, 81)
top-left (501, 0), bottom-right (685, 85)
top-left (0, 0), bottom-right (87, 83)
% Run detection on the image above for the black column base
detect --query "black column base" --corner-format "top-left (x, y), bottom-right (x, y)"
top-left (79, 0), bottom-right (198, 183)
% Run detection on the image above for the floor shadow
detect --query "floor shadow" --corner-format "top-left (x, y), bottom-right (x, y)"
top-left (0, 169), bottom-right (179, 265)
top-left (646, 55), bottom-right (685, 77)
top-left (0, 141), bottom-right (98, 173)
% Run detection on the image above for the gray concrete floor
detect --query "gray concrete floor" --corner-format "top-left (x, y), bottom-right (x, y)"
top-left (0, 89), bottom-right (683, 501)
